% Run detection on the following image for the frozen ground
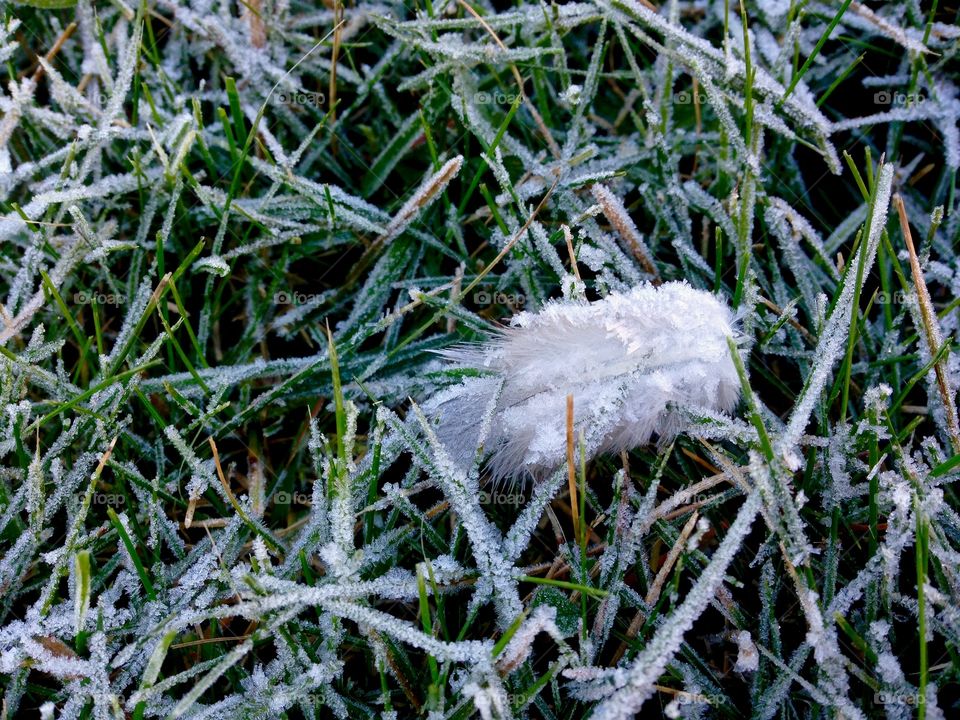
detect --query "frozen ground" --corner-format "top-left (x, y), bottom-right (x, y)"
top-left (0, 1), bottom-right (958, 718)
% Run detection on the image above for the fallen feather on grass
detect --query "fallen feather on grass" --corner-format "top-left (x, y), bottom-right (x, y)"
top-left (425, 281), bottom-right (742, 480)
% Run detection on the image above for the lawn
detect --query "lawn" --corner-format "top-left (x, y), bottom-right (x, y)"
top-left (0, 0), bottom-right (958, 718)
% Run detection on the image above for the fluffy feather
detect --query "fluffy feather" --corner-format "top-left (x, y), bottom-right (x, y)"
top-left (424, 281), bottom-right (742, 481)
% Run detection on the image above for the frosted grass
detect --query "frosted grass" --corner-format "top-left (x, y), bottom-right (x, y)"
top-left (0, 0), bottom-right (957, 718)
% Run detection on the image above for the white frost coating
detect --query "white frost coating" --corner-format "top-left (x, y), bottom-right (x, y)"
top-left (322, 600), bottom-right (492, 664)
top-left (381, 155), bottom-right (463, 243)
top-left (832, 91), bottom-right (960, 170)
top-left (0, 18), bottom-right (19, 67)
top-left (193, 255), bottom-right (231, 277)
top-left (591, 184), bottom-right (657, 275)
top-left (569, 490), bottom-right (761, 718)
top-left (495, 604), bottom-right (566, 671)
top-left (405, 401), bottom-right (523, 627)
top-left (560, 83), bottom-right (583, 106)
top-left (734, 630), bottom-right (759, 672)
top-left (426, 281), bottom-right (741, 480)
top-left (164, 425), bottom-right (217, 502)
top-left (602, 0), bottom-right (840, 171)
top-left (104, 21), bottom-right (142, 124)
top-left (778, 162), bottom-right (894, 452)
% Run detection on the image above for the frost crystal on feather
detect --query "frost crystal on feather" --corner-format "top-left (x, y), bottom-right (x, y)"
top-left (425, 282), bottom-right (741, 480)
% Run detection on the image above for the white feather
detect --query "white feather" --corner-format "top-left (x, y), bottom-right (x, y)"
top-left (424, 281), bottom-right (742, 480)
